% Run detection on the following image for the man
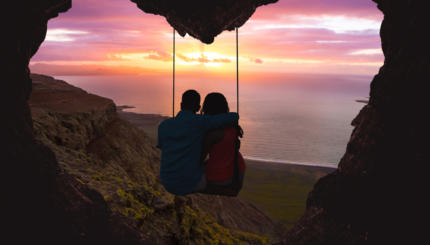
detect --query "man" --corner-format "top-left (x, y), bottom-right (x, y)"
top-left (157, 90), bottom-right (239, 195)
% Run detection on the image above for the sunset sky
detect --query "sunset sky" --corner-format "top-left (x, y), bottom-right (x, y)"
top-left (31, 0), bottom-right (384, 77)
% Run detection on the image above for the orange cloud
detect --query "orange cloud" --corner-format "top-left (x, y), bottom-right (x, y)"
top-left (146, 51), bottom-right (171, 62)
top-left (177, 53), bottom-right (231, 64)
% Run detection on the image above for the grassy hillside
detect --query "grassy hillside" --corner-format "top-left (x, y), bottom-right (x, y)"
top-left (240, 161), bottom-right (334, 229)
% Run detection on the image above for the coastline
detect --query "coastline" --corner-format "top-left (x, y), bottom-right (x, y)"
top-left (116, 105), bottom-right (168, 143)
top-left (245, 156), bottom-right (338, 169)
top-left (117, 105), bottom-right (338, 170)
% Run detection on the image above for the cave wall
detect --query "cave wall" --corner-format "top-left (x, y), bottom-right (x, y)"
top-left (3, 0), bottom-right (70, 242)
top-left (2, 1), bottom-right (148, 244)
top-left (2, 0), bottom-right (428, 244)
top-left (284, 1), bottom-right (430, 244)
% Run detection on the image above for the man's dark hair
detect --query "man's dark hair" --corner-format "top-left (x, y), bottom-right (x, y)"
top-left (181, 89), bottom-right (201, 113)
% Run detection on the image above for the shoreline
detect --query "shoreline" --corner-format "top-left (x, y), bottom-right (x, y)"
top-left (245, 156), bottom-right (337, 169)
top-left (117, 105), bottom-right (339, 170)
top-left (116, 105), bottom-right (168, 142)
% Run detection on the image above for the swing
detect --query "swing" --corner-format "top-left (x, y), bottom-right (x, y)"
top-left (172, 28), bottom-right (243, 197)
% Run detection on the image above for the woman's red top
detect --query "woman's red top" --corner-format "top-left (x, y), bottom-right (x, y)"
top-left (205, 126), bottom-right (246, 182)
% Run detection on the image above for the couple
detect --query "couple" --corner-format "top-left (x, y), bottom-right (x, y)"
top-left (157, 90), bottom-right (246, 196)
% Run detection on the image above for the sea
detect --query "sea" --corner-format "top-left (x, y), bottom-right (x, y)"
top-left (56, 72), bottom-right (370, 168)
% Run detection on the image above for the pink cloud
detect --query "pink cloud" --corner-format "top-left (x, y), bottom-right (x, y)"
top-left (31, 0), bottom-right (383, 75)
top-left (253, 0), bottom-right (381, 20)
top-left (249, 58), bottom-right (263, 64)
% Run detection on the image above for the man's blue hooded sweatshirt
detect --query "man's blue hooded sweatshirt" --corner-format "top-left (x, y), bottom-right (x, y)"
top-left (157, 110), bottom-right (238, 195)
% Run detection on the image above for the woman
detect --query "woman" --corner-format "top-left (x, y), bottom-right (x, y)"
top-left (199, 92), bottom-right (246, 196)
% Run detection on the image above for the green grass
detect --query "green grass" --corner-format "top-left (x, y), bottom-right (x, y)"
top-left (239, 161), bottom-right (334, 229)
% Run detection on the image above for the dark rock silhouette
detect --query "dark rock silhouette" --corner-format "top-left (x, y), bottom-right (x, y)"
top-left (3, 0), bottom-right (429, 244)
top-left (282, 1), bottom-right (430, 244)
top-left (132, 0), bottom-right (278, 44)
top-left (3, 1), bottom-right (148, 244)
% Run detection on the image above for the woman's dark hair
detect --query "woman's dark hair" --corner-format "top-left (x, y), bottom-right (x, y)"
top-left (201, 92), bottom-right (229, 115)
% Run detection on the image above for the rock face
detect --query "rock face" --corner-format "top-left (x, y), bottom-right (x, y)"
top-left (3, 1), bottom-right (148, 240)
top-left (3, 1), bottom-right (134, 244)
top-left (29, 74), bottom-right (283, 244)
top-left (132, 0), bottom-right (278, 44)
top-left (282, 1), bottom-right (430, 244)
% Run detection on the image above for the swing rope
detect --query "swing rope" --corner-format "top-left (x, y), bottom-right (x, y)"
top-left (172, 29), bottom-right (176, 117)
top-left (172, 27), bottom-right (239, 117)
top-left (236, 27), bottom-right (239, 114)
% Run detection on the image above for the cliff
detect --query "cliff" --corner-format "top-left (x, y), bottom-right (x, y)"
top-left (29, 73), bottom-right (283, 244)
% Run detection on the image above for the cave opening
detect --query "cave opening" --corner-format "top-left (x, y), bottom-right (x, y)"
top-left (25, 0), bottom-right (386, 242)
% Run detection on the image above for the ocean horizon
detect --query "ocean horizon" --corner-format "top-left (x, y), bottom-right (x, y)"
top-left (55, 72), bottom-right (370, 168)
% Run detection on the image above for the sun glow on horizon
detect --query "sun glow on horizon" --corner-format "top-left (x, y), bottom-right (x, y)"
top-left (31, 0), bottom-right (384, 77)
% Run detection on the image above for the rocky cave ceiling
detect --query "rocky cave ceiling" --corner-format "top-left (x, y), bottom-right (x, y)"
top-left (131, 0), bottom-right (279, 44)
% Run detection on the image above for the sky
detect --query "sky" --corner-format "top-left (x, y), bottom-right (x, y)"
top-left (30, 0), bottom-right (384, 77)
